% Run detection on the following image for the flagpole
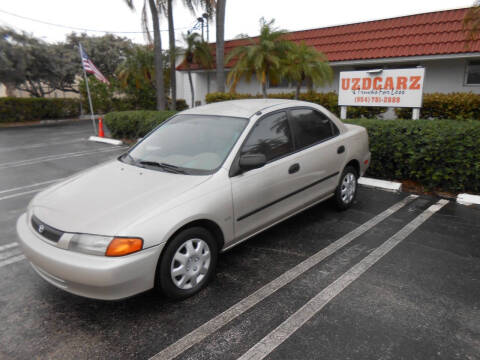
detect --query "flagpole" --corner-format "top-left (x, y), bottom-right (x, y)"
top-left (78, 43), bottom-right (97, 134)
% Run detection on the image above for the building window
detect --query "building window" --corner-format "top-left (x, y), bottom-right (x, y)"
top-left (465, 61), bottom-right (480, 85)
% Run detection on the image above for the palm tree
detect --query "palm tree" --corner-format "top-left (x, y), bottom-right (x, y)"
top-left (124, 0), bottom-right (166, 110)
top-left (166, 0), bottom-right (176, 110)
top-left (182, 32), bottom-right (214, 107)
top-left (116, 46), bottom-right (157, 108)
top-left (226, 18), bottom-right (290, 97)
top-left (282, 42), bottom-right (333, 99)
top-left (464, 3), bottom-right (480, 45)
top-left (215, 0), bottom-right (226, 92)
top-left (164, 0), bottom-right (215, 109)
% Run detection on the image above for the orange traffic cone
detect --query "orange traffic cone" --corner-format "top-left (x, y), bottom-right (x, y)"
top-left (98, 117), bottom-right (105, 138)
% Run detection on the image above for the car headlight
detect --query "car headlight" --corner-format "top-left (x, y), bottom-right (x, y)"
top-left (68, 234), bottom-right (143, 257)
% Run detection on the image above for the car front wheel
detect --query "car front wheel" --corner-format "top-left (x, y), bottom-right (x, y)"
top-left (157, 227), bottom-right (218, 299)
top-left (333, 166), bottom-right (358, 210)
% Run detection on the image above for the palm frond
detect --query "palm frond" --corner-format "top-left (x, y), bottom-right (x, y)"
top-left (123, 0), bottom-right (135, 10)
top-left (141, 1), bottom-right (153, 44)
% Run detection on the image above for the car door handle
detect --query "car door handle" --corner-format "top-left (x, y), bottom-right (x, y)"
top-left (337, 145), bottom-right (345, 154)
top-left (289, 163), bottom-right (300, 174)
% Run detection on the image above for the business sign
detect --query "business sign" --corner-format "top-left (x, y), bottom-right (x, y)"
top-left (338, 68), bottom-right (425, 108)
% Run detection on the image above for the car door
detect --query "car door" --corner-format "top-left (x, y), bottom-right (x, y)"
top-left (286, 107), bottom-right (347, 206)
top-left (230, 111), bottom-right (299, 241)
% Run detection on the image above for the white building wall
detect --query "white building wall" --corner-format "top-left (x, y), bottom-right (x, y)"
top-left (422, 59), bottom-right (480, 93)
top-left (176, 57), bottom-right (480, 108)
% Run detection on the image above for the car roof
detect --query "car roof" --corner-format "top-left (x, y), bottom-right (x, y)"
top-left (180, 99), bottom-right (311, 118)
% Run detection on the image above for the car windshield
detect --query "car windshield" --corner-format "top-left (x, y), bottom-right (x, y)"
top-left (123, 114), bottom-right (249, 174)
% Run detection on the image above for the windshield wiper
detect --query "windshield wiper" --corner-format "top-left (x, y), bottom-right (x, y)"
top-left (138, 161), bottom-right (187, 174)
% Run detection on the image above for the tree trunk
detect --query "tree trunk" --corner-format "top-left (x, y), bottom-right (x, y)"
top-left (167, 0), bottom-right (176, 111)
top-left (215, 0), bottom-right (226, 92)
top-left (295, 82), bottom-right (301, 100)
top-left (206, 72), bottom-right (211, 94)
top-left (5, 82), bottom-right (16, 97)
top-left (187, 70), bottom-right (195, 107)
top-left (149, 0), bottom-right (166, 110)
top-left (261, 81), bottom-right (267, 98)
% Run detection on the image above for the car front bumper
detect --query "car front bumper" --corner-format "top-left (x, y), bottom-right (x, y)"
top-left (16, 213), bottom-right (164, 300)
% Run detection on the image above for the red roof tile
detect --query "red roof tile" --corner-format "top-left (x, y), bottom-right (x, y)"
top-left (177, 7), bottom-right (480, 71)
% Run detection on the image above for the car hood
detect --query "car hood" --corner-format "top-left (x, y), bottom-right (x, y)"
top-left (31, 160), bottom-right (210, 235)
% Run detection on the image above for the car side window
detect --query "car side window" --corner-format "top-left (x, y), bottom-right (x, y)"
top-left (240, 111), bottom-right (293, 162)
top-left (289, 109), bottom-right (339, 149)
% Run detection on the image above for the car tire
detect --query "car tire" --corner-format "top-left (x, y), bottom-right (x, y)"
top-left (156, 226), bottom-right (218, 300)
top-left (333, 166), bottom-right (358, 210)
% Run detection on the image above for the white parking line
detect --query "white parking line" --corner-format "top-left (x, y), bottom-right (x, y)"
top-left (150, 194), bottom-right (418, 360)
top-left (0, 247), bottom-right (22, 261)
top-left (0, 146), bottom-right (127, 169)
top-left (0, 255), bottom-right (25, 269)
top-left (0, 243), bottom-right (24, 268)
top-left (0, 138), bottom-right (86, 152)
top-left (0, 188), bottom-right (46, 202)
top-left (0, 242), bottom-right (18, 252)
top-left (0, 178), bottom-right (66, 195)
top-left (237, 199), bottom-right (449, 360)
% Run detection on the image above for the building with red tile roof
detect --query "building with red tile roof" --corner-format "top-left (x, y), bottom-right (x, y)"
top-left (176, 7), bottom-right (480, 108)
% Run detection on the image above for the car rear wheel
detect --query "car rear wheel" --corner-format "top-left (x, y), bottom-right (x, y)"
top-left (333, 166), bottom-right (358, 210)
top-left (157, 226), bottom-right (218, 299)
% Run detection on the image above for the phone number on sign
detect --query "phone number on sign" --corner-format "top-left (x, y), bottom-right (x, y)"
top-left (354, 96), bottom-right (401, 104)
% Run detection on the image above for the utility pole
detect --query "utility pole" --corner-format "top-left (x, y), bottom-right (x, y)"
top-left (197, 17), bottom-right (205, 41)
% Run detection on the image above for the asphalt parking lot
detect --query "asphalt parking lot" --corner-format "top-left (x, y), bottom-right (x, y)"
top-left (0, 121), bottom-right (479, 360)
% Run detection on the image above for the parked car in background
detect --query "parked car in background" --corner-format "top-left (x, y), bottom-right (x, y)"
top-left (17, 99), bottom-right (370, 300)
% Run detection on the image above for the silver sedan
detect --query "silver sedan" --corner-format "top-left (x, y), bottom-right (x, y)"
top-left (17, 99), bottom-right (370, 300)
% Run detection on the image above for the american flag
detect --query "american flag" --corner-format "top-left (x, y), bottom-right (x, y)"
top-left (79, 44), bottom-right (109, 84)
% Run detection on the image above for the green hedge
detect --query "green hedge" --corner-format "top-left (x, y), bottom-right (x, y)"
top-left (0, 97), bottom-right (81, 123)
top-left (346, 119), bottom-right (480, 193)
top-left (206, 92), bottom-right (386, 119)
top-left (395, 93), bottom-right (480, 120)
top-left (208, 91), bottom-right (480, 121)
top-left (104, 110), bottom-right (177, 139)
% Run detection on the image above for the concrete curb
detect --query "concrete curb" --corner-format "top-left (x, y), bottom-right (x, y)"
top-left (358, 177), bottom-right (479, 206)
top-left (1, 115), bottom-right (102, 128)
top-left (39, 117), bottom-right (93, 125)
top-left (457, 193), bottom-right (480, 206)
top-left (88, 136), bottom-right (123, 146)
top-left (358, 177), bottom-right (402, 192)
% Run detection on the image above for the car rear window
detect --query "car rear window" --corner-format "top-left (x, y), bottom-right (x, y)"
top-left (289, 109), bottom-right (339, 149)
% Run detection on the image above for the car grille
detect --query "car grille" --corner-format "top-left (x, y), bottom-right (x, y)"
top-left (31, 215), bottom-right (64, 242)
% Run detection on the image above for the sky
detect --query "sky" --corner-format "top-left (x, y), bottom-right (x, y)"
top-left (0, 0), bottom-right (476, 46)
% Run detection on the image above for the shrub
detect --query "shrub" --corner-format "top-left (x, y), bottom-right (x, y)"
top-left (395, 92), bottom-right (480, 120)
top-left (172, 99), bottom-right (189, 111)
top-left (0, 97), bottom-right (81, 123)
top-left (346, 118), bottom-right (480, 193)
top-left (80, 78), bottom-right (189, 113)
top-left (79, 77), bottom-right (117, 114)
top-left (206, 92), bottom-right (256, 103)
top-left (104, 110), bottom-right (177, 139)
top-left (205, 91), bottom-right (386, 119)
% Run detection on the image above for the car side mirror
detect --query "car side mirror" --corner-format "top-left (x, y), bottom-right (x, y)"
top-left (238, 154), bottom-right (267, 172)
